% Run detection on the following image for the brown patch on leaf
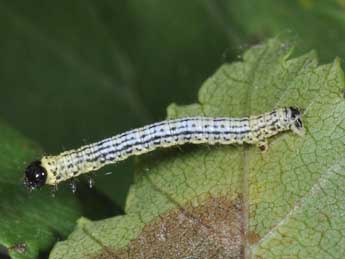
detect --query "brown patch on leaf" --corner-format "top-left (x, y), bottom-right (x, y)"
top-left (92, 195), bottom-right (244, 259)
top-left (247, 231), bottom-right (261, 245)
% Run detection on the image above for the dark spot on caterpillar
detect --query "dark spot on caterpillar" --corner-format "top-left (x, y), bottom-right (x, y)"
top-left (259, 145), bottom-right (267, 151)
top-left (109, 156), bottom-right (116, 161)
top-left (289, 107), bottom-right (301, 119)
top-left (294, 118), bottom-right (303, 129)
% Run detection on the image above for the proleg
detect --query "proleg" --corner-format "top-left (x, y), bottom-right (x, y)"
top-left (24, 107), bottom-right (304, 190)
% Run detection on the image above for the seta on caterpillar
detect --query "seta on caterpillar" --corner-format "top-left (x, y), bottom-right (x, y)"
top-left (24, 107), bottom-right (304, 191)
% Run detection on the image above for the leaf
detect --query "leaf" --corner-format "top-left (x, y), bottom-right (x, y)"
top-left (49, 38), bottom-right (345, 258)
top-left (0, 120), bottom-right (84, 259)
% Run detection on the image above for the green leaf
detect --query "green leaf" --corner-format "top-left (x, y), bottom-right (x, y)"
top-left (0, 121), bottom-right (84, 259)
top-left (49, 38), bottom-right (345, 258)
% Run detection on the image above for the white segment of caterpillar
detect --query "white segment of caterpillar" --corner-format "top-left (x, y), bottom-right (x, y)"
top-left (24, 107), bottom-right (304, 190)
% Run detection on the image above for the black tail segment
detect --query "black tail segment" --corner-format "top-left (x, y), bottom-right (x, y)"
top-left (24, 160), bottom-right (47, 190)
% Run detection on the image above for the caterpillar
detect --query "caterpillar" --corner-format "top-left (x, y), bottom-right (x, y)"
top-left (24, 107), bottom-right (304, 190)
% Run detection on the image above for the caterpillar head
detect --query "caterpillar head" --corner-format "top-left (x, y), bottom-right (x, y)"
top-left (288, 107), bottom-right (305, 136)
top-left (24, 160), bottom-right (47, 190)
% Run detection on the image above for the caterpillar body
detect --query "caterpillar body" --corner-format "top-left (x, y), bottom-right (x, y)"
top-left (24, 107), bottom-right (304, 190)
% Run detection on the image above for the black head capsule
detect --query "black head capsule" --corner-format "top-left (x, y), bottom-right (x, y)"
top-left (24, 160), bottom-right (47, 190)
top-left (289, 106), bottom-right (301, 120)
top-left (288, 106), bottom-right (305, 136)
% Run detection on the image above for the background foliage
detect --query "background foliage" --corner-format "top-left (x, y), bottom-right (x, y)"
top-left (0, 0), bottom-right (345, 258)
